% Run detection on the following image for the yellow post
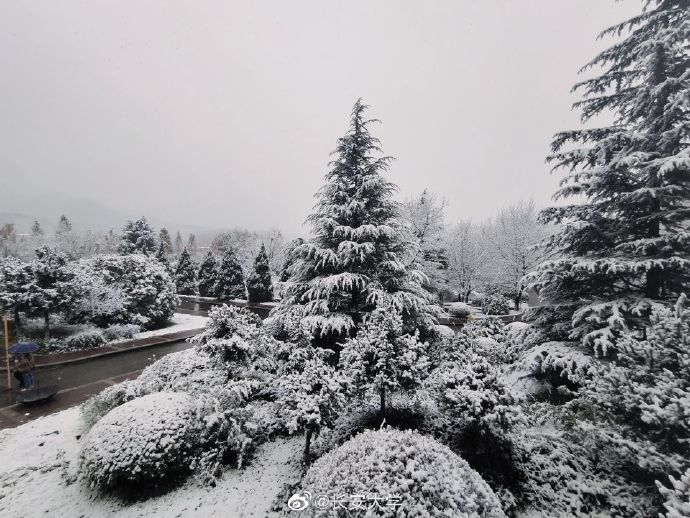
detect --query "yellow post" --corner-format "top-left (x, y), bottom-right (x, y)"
top-left (3, 315), bottom-right (10, 390)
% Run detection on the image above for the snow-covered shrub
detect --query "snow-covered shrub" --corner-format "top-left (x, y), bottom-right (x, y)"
top-left (464, 317), bottom-right (507, 342)
top-left (81, 380), bottom-right (143, 429)
top-left (192, 394), bottom-right (255, 481)
top-left (435, 324), bottom-right (455, 339)
top-left (510, 426), bottom-right (656, 517)
top-left (70, 254), bottom-right (178, 329)
top-left (448, 302), bottom-right (472, 319)
top-left (482, 294), bottom-right (510, 316)
top-left (298, 428), bottom-right (506, 518)
top-left (430, 356), bottom-right (524, 440)
top-left (63, 328), bottom-right (105, 349)
top-left (340, 303), bottom-right (430, 416)
top-left (65, 271), bottom-right (129, 327)
top-left (101, 323), bottom-right (140, 341)
top-left (275, 346), bottom-right (347, 464)
top-left (513, 341), bottom-right (595, 399)
top-left (136, 348), bottom-right (226, 396)
top-left (658, 468), bottom-right (690, 518)
top-left (80, 392), bottom-right (200, 493)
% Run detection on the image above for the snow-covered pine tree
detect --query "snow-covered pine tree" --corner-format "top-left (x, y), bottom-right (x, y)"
top-left (197, 251), bottom-right (219, 297)
top-left (174, 248), bottom-right (197, 295)
top-left (118, 217), bottom-right (156, 256)
top-left (269, 99), bottom-right (437, 341)
top-left (30, 220), bottom-right (43, 239)
top-left (246, 244), bottom-right (273, 303)
top-left (340, 301), bottom-right (430, 417)
top-left (158, 228), bottom-right (173, 255)
top-left (0, 256), bottom-right (31, 327)
top-left (24, 246), bottom-right (71, 339)
top-left (215, 248), bottom-right (245, 300)
top-left (186, 233), bottom-right (197, 256)
top-left (174, 231), bottom-right (183, 255)
top-left (279, 238), bottom-right (305, 282)
top-left (155, 241), bottom-right (171, 271)
top-left (275, 345), bottom-right (347, 467)
top-left (528, 1), bottom-right (690, 354)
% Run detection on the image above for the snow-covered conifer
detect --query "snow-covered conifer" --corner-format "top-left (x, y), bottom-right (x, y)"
top-left (275, 346), bottom-right (346, 466)
top-left (118, 217), bottom-right (156, 256)
top-left (174, 248), bottom-right (197, 295)
top-left (340, 301), bottom-right (430, 416)
top-left (155, 241), bottom-right (170, 271)
top-left (585, 294), bottom-right (690, 479)
top-left (24, 246), bottom-right (71, 339)
top-left (174, 231), bottom-right (183, 255)
top-left (215, 248), bottom-right (245, 300)
top-left (0, 256), bottom-right (31, 327)
top-left (246, 244), bottom-right (273, 303)
top-left (528, 1), bottom-right (690, 353)
top-left (269, 100), bottom-right (437, 340)
top-left (158, 228), bottom-right (173, 255)
top-left (197, 251), bottom-right (219, 297)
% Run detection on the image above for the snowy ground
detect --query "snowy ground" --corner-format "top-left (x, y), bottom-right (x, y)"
top-left (133, 313), bottom-right (208, 339)
top-left (0, 407), bottom-right (302, 517)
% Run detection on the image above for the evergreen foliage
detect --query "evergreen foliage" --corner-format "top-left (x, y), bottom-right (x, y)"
top-left (174, 248), bottom-right (197, 295)
top-left (158, 228), bottom-right (173, 255)
top-left (25, 246), bottom-right (71, 339)
top-left (269, 99), bottom-right (437, 339)
top-left (215, 248), bottom-right (245, 300)
top-left (197, 251), bottom-right (219, 297)
top-left (155, 241), bottom-right (170, 271)
top-left (340, 301), bottom-right (430, 416)
top-left (246, 244), bottom-right (273, 303)
top-left (528, 1), bottom-right (690, 354)
top-left (118, 217), bottom-right (156, 256)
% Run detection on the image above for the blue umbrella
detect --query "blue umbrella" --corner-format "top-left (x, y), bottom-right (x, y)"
top-left (8, 342), bottom-right (40, 354)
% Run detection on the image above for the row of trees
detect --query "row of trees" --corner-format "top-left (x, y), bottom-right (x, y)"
top-left (171, 245), bottom-right (274, 303)
top-left (0, 247), bottom-right (177, 339)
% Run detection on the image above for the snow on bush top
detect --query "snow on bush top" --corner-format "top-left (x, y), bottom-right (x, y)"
top-left (448, 302), bottom-right (472, 318)
top-left (80, 392), bottom-right (199, 490)
top-left (299, 428), bottom-right (506, 517)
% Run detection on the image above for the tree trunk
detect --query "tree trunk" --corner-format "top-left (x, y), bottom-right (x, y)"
top-left (379, 384), bottom-right (386, 418)
top-left (13, 306), bottom-right (21, 329)
top-left (303, 428), bottom-right (313, 469)
top-left (514, 292), bottom-right (521, 312)
top-left (645, 265), bottom-right (663, 300)
top-left (44, 309), bottom-right (50, 340)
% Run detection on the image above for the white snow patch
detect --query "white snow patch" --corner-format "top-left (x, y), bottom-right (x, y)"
top-left (0, 406), bottom-right (302, 517)
top-left (134, 313), bottom-right (208, 339)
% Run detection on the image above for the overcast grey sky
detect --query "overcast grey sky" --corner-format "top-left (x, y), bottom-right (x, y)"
top-left (0, 0), bottom-right (641, 235)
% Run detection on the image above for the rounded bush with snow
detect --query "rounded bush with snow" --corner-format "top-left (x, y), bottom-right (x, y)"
top-left (448, 302), bottom-right (472, 319)
top-left (80, 392), bottom-right (200, 492)
top-left (299, 428), bottom-right (505, 517)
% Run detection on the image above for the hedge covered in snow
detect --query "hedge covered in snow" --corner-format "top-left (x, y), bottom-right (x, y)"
top-left (80, 392), bottom-right (200, 492)
top-left (299, 428), bottom-right (506, 517)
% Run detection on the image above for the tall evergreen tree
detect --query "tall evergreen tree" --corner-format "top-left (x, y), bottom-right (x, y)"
top-left (118, 217), bottom-right (156, 255)
top-left (155, 241), bottom-right (171, 271)
top-left (528, 1), bottom-right (690, 354)
top-left (269, 100), bottom-right (436, 340)
top-left (24, 246), bottom-right (71, 339)
top-left (197, 250), bottom-right (219, 297)
top-left (247, 243), bottom-right (273, 302)
top-left (158, 228), bottom-right (173, 255)
top-left (174, 247), bottom-right (197, 295)
top-left (186, 233), bottom-right (198, 256)
top-left (174, 231), bottom-right (183, 255)
top-left (215, 248), bottom-right (245, 300)
top-left (30, 220), bottom-right (43, 238)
